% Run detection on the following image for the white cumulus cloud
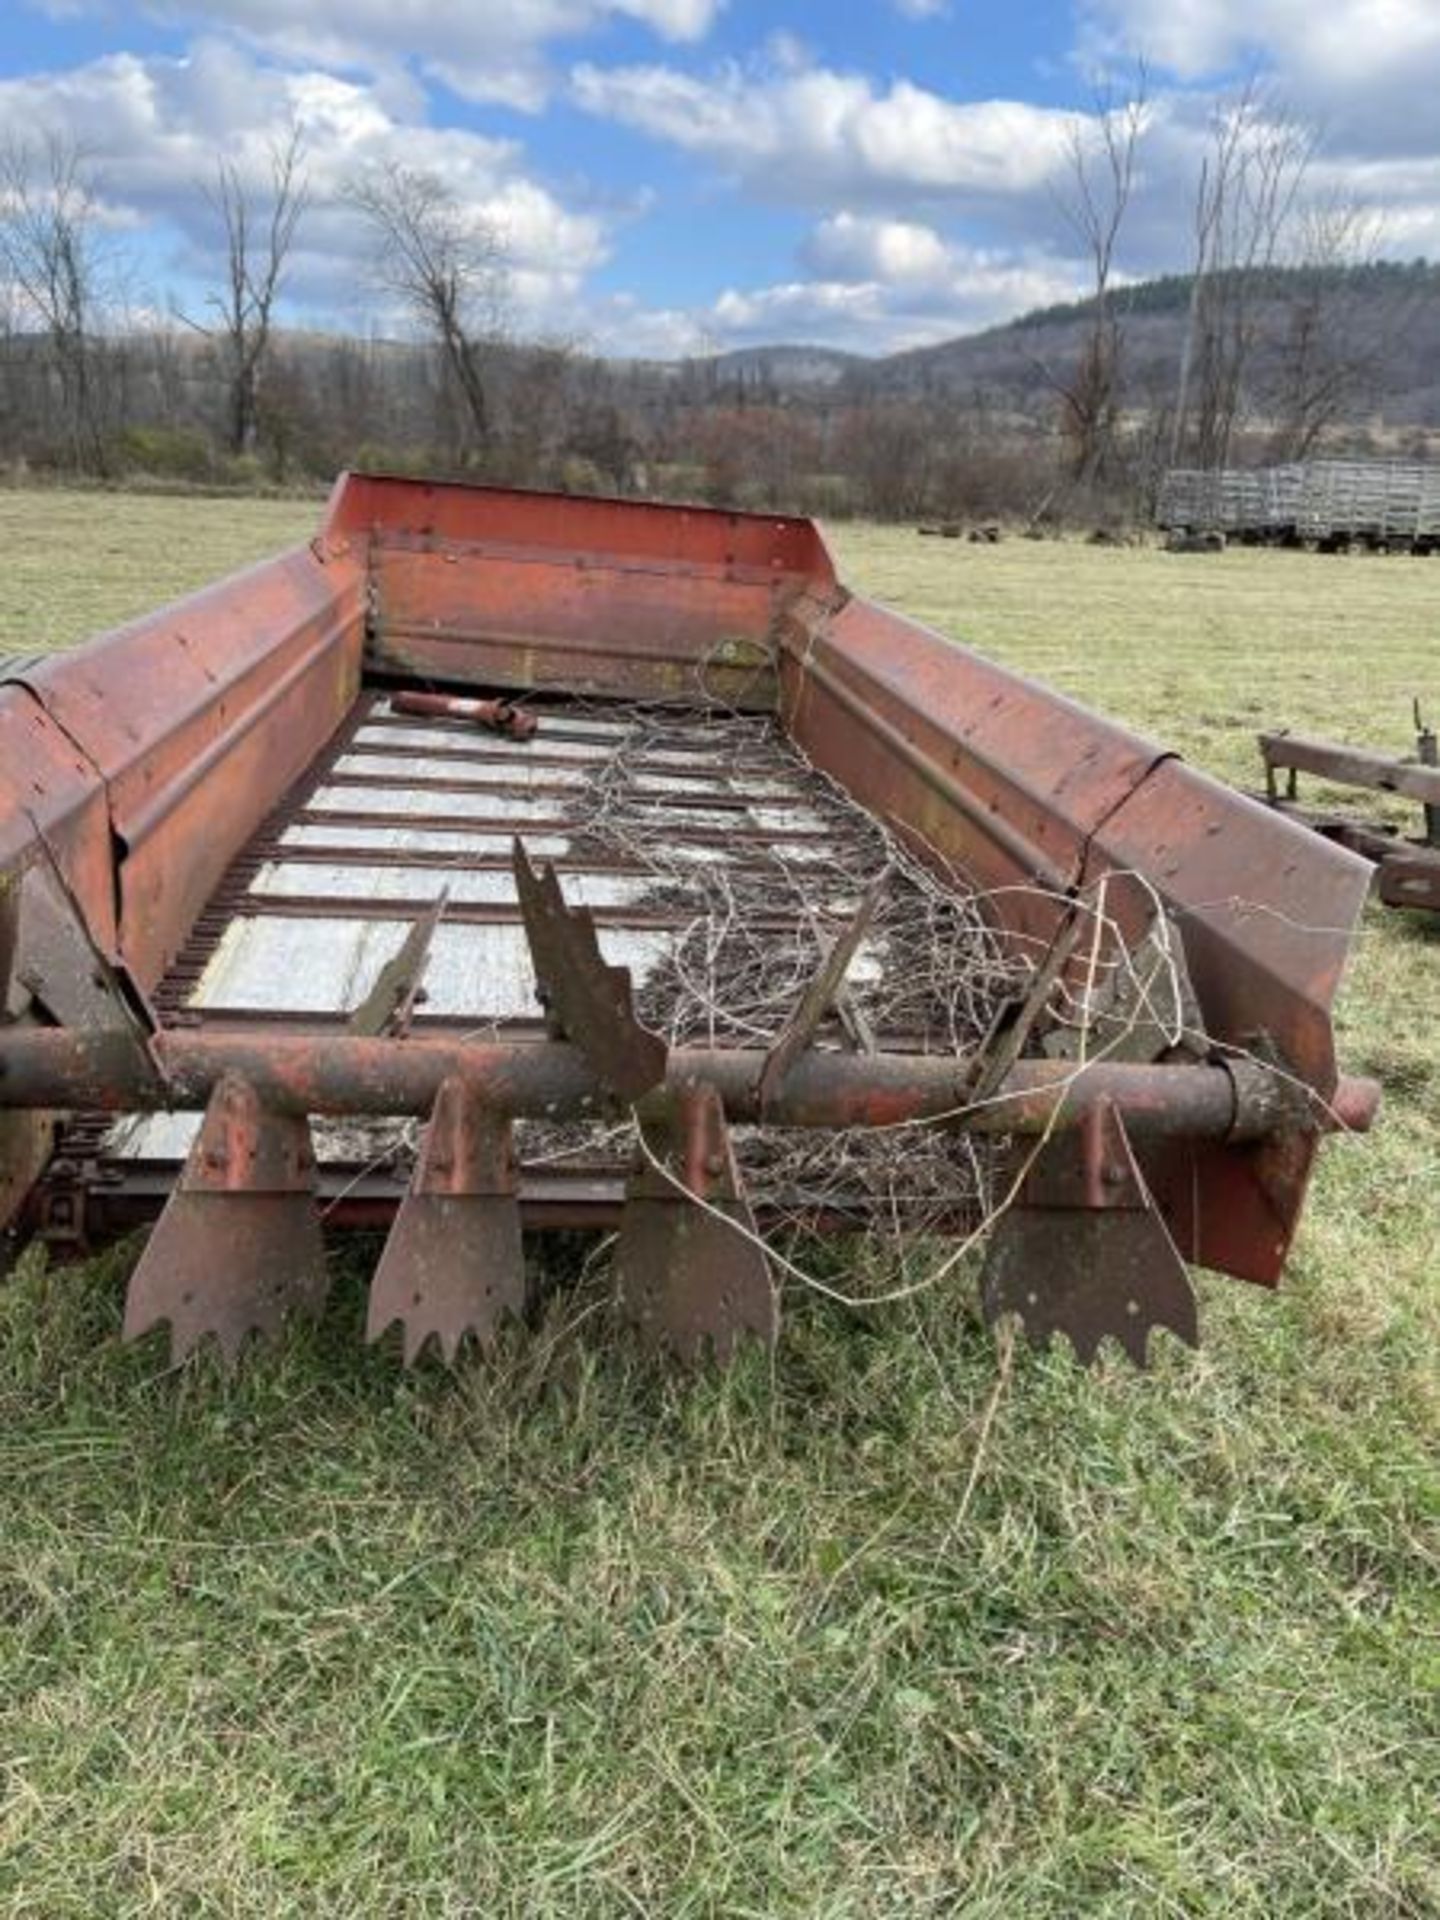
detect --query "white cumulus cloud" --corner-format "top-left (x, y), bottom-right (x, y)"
top-left (805, 212), bottom-right (956, 285)
top-left (1084, 0), bottom-right (1440, 154)
top-left (25, 0), bottom-right (726, 110)
top-left (696, 214), bottom-right (1088, 354)
top-left (1087, 0), bottom-right (1439, 84)
top-left (570, 59), bottom-right (1077, 204)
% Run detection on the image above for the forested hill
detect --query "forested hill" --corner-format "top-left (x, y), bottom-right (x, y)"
top-left (704, 261), bottom-right (1440, 429)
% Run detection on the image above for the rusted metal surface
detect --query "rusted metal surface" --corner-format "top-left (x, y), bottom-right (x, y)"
top-left (330, 473), bottom-right (834, 711)
top-left (390, 689), bottom-right (537, 740)
top-left (8, 843), bottom-right (158, 1053)
top-left (366, 1077), bottom-right (525, 1363)
top-left (0, 882), bottom-right (16, 1014)
top-left (512, 839), bottom-right (668, 1100)
top-left (122, 1073), bottom-right (328, 1368)
top-left (0, 688), bottom-right (120, 1235)
top-left (1416, 703), bottom-right (1440, 846)
top-left (962, 911), bottom-right (1084, 1108)
top-left (348, 892), bottom-right (449, 1037)
top-left (779, 594), bottom-right (1167, 947)
top-left (1075, 762), bottom-right (1366, 1285)
top-left (7, 547), bottom-right (364, 987)
top-left (0, 1024), bottom-right (1377, 1137)
top-left (981, 1099), bottom-right (1199, 1366)
top-left (0, 686), bottom-right (118, 959)
top-left (758, 867), bottom-right (889, 1113)
top-left (0, 878), bottom-right (55, 1241)
top-left (0, 474), bottom-right (1380, 1374)
top-left (616, 1080), bottom-right (776, 1363)
top-left (1377, 851), bottom-right (1440, 912)
top-left (1044, 917), bottom-right (1203, 1068)
top-left (1261, 729), bottom-right (1440, 813)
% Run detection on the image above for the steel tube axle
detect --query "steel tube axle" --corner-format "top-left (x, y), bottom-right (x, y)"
top-left (0, 1028), bottom-right (1378, 1139)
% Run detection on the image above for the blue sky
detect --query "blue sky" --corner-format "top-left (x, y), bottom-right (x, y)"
top-left (3, 0), bottom-right (1439, 357)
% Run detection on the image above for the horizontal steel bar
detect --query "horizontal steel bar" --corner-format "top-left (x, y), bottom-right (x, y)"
top-left (344, 740), bottom-right (774, 784)
top-left (258, 844), bottom-right (652, 874)
top-left (295, 805), bottom-right (833, 844)
top-left (1260, 798), bottom-right (1402, 863)
top-left (323, 769), bottom-right (623, 803)
top-left (372, 532), bottom-right (795, 586)
top-left (162, 1006), bottom-right (938, 1051)
top-left (322, 771), bottom-right (776, 818)
top-left (162, 1007), bottom-right (554, 1039)
top-left (230, 895), bottom-right (808, 932)
top-left (56, 1166), bottom-right (632, 1236)
top-left (0, 1027), bottom-right (1379, 1139)
top-left (66, 1172), bottom-right (966, 1238)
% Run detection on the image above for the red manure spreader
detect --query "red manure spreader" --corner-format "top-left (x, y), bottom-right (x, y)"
top-left (0, 476), bottom-right (1378, 1371)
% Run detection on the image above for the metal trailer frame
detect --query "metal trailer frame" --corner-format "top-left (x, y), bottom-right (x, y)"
top-left (1259, 718), bottom-right (1440, 912)
top-left (1159, 460), bottom-right (1440, 551)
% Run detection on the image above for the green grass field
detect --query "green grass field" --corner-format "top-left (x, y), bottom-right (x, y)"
top-left (1, 493), bottom-right (1437, 1916)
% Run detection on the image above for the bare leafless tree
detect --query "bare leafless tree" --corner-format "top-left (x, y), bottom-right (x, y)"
top-left (1043, 67), bottom-right (1148, 482)
top-left (491, 338), bottom-right (579, 486)
top-left (348, 162), bottom-right (507, 464)
top-left (1266, 197), bottom-right (1386, 460)
top-left (184, 125), bottom-right (308, 457)
top-left (1172, 84), bottom-right (1316, 469)
top-left (0, 134), bottom-right (110, 472)
top-left (0, 270), bottom-right (20, 453)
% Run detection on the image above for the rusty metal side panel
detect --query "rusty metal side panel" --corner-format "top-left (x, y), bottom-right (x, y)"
top-left (323, 472), bottom-right (838, 708)
top-left (369, 546), bottom-right (782, 707)
top-left (779, 596), bottom-right (1166, 954)
top-left (0, 687), bottom-right (117, 955)
top-left (1079, 759), bottom-right (1371, 1284)
top-left (1082, 761), bottom-right (1368, 1093)
top-left (111, 604), bottom-right (363, 986)
top-left (0, 687), bottom-right (118, 1235)
top-left (18, 547), bottom-right (362, 833)
top-left (781, 592), bottom-right (1371, 1290)
top-left (15, 548), bottom-right (366, 987)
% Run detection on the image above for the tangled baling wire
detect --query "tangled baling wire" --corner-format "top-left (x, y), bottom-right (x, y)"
top-left (516, 697), bottom-right (1043, 1279)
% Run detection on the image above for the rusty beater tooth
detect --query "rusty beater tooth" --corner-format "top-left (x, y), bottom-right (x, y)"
top-left (615, 1080), bottom-right (776, 1365)
top-left (979, 1098), bottom-right (1199, 1370)
top-left (366, 1078), bottom-right (525, 1366)
top-left (512, 837), bottom-right (667, 1101)
top-left (121, 1073), bottom-right (327, 1370)
top-left (757, 866), bottom-right (890, 1113)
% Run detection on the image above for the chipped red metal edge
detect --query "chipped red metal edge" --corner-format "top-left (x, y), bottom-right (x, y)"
top-left (1, 473), bottom-right (1375, 1312)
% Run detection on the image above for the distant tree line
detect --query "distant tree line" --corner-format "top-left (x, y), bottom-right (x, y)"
top-left (0, 104), bottom-right (1430, 527)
